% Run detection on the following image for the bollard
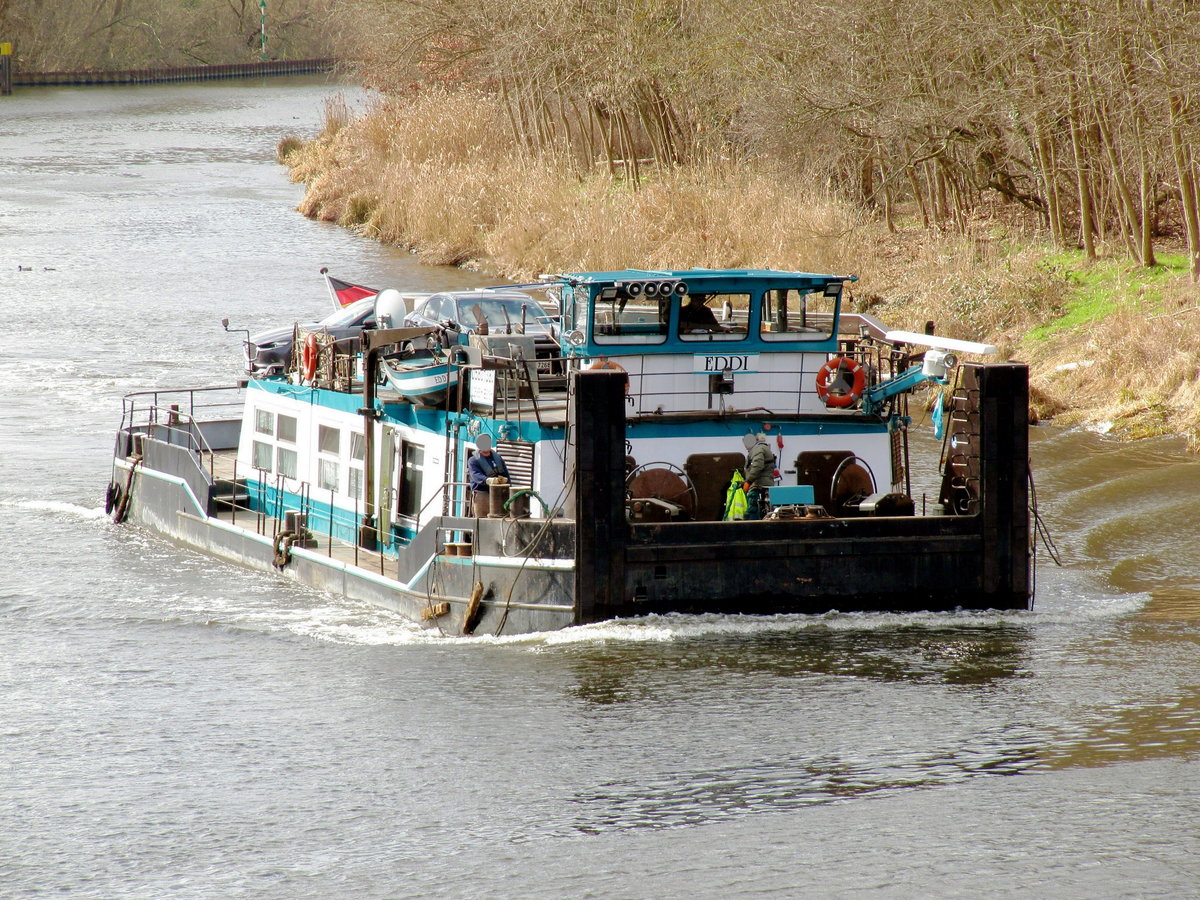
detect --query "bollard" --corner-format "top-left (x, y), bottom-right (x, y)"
top-left (1, 43), bottom-right (12, 96)
top-left (487, 481), bottom-right (510, 518)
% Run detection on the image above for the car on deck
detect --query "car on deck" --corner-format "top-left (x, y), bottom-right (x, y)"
top-left (403, 289), bottom-right (561, 373)
top-left (244, 297), bottom-right (377, 376)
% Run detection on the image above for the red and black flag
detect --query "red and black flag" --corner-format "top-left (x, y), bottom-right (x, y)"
top-left (320, 267), bottom-right (377, 309)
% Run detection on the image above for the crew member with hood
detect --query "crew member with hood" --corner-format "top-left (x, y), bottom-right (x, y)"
top-left (742, 432), bottom-right (776, 520)
top-left (468, 433), bottom-right (509, 517)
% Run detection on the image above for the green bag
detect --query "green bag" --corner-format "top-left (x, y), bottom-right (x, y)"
top-left (723, 469), bottom-right (748, 521)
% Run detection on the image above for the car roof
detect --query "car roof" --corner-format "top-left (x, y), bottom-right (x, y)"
top-left (425, 289), bottom-right (540, 305)
top-left (320, 296), bottom-right (376, 324)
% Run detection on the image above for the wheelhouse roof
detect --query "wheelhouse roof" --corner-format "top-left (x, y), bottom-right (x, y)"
top-left (551, 268), bottom-right (857, 289)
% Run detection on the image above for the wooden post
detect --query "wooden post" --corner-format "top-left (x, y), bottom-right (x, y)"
top-left (570, 369), bottom-right (628, 624)
top-left (1, 43), bottom-right (12, 96)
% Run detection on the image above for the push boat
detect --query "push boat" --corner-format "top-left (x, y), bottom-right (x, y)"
top-left (107, 268), bottom-right (1033, 636)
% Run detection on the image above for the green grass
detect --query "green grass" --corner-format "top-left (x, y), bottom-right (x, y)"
top-left (1025, 250), bottom-right (1191, 341)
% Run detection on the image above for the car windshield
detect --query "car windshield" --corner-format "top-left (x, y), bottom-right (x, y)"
top-left (454, 296), bottom-right (549, 331)
top-left (320, 296), bottom-right (375, 327)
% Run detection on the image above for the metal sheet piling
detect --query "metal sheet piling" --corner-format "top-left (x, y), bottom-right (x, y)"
top-left (570, 369), bottom-right (629, 623)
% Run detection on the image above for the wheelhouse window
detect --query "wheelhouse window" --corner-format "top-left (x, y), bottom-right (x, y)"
top-left (593, 292), bottom-right (670, 345)
top-left (759, 288), bottom-right (838, 341)
top-left (677, 292), bottom-right (749, 342)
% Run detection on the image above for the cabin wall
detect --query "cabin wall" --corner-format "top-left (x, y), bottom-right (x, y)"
top-left (576, 351), bottom-right (848, 417)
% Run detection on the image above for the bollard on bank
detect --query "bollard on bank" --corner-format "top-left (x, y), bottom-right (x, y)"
top-left (1, 43), bottom-right (12, 96)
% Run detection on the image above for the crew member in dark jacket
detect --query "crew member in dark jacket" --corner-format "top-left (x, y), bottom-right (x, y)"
top-left (742, 432), bottom-right (776, 520)
top-left (678, 294), bottom-right (722, 333)
top-left (468, 433), bottom-right (509, 517)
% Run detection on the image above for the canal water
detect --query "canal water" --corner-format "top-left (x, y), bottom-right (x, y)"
top-left (3, 79), bottom-right (1200, 898)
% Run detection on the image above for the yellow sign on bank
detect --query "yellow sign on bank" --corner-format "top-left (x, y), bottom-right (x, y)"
top-left (0, 43), bottom-right (11, 56)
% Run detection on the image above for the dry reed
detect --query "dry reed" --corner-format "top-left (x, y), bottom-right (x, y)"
top-left (284, 90), bottom-right (1200, 445)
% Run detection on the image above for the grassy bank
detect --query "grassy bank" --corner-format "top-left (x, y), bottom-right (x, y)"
top-left (281, 91), bottom-right (1200, 446)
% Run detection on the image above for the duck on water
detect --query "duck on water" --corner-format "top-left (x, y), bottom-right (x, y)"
top-left (107, 267), bottom-right (1034, 636)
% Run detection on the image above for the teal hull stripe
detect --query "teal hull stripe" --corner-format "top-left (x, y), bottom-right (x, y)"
top-left (244, 478), bottom-right (417, 549)
top-left (251, 377), bottom-right (885, 443)
top-left (625, 418), bottom-right (887, 440)
top-left (121, 460), bottom-right (438, 594)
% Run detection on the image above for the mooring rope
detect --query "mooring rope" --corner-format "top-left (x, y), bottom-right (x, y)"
top-left (1028, 463), bottom-right (1061, 567)
top-left (492, 483), bottom-right (570, 637)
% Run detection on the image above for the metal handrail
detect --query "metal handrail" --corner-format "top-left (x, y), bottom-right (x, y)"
top-left (119, 385), bottom-right (244, 480)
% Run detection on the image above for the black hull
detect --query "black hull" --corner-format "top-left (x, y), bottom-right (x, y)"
top-left (569, 363), bottom-right (1032, 624)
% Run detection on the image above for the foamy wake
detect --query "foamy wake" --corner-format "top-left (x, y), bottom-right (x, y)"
top-left (289, 604), bottom-right (1097, 649)
top-left (7, 499), bottom-right (109, 520)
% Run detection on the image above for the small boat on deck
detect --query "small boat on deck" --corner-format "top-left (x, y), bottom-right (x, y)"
top-left (107, 267), bottom-right (1035, 636)
top-left (378, 342), bottom-right (460, 408)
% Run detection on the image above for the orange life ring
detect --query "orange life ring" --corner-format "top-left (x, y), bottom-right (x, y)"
top-left (590, 358), bottom-right (625, 373)
top-left (816, 355), bottom-right (866, 408)
top-left (301, 333), bottom-right (319, 381)
top-left (589, 358), bottom-right (629, 393)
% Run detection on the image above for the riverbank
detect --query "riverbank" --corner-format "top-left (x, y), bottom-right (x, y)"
top-left (11, 59), bottom-right (332, 87)
top-left (280, 91), bottom-right (1200, 447)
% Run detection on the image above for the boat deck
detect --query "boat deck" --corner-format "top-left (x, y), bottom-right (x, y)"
top-left (208, 448), bottom-right (396, 575)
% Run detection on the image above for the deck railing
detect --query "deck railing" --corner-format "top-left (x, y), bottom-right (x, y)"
top-left (119, 385), bottom-right (244, 480)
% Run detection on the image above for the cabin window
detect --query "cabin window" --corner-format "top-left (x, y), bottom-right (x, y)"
top-left (252, 440), bottom-right (272, 470)
top-left (398, 442), bottom-right (425, 519)
top-left (758, 288), bottom-right (837, 341)
top-left (276, 447), bottom-right (298, 480)
top-left (316, 425), bottom-right (341, 492)
top-left (255, 409), bottom-right (274, 435)
top-left (318, 425), bottom-right (340, 455)
top-left (318, 458), bottom-right (340, 492)
top-left (277, 415), bottom-right (297, 443)
top-left (347, 433), bottom-right (365, 500)
top-left (593, 293), bottom-right (670, 345)
top-left (678, 292), bottom-right (749, 342)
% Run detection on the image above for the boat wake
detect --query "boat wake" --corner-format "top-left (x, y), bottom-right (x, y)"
top-left (5, 498), bottom-right (110, 521)
top-left (281, 595), bottom-right (1146, 649)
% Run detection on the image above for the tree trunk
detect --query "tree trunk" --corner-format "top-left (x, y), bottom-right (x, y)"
top-left (1068, 112), bottom-right (1096, 259)
top-left (1169, 97), bottom-right (1200, 282)
top-left (1094, 105), bottom-right (1141, 261)
top-left (907, 164), bottom-right (930, 229)
top-left (1034, 124), bottom-right (1064, 249)
top-left (1134, 115), bottom-right (1157, 267)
